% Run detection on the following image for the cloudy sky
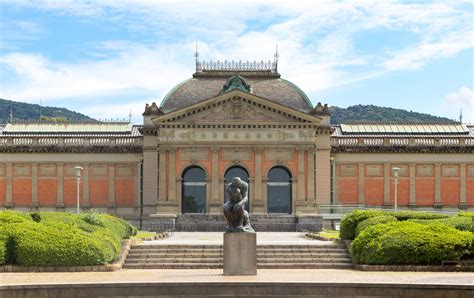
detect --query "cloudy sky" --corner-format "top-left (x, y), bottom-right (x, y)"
top-left (0, 0), bottom-right (473, 123)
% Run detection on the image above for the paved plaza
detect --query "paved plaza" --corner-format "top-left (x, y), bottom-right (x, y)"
top-left (143, 232), bottom-right (330, 245)
top-left (1, 232), bottom-right (473, 287)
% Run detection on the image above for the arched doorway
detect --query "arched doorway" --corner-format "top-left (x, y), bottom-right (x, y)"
top-left (267, 166), bottom-right (292, 214)
top-left (224, 166), bottom-right (249, 211)
top-left (181, 166), bottom-right (206, 214)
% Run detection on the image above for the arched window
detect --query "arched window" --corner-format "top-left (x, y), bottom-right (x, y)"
top-left (267, 166), bottom-right (292, 214)
top-left (182, 166), bottom-right (206, 214)
top-left (224, 166), bottom-right (249, 211)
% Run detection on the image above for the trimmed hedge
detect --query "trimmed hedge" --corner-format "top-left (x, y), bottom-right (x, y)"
top-left (408, 216), bottom-right (473, 232)
top-left (340, 209), bottom-right (451, 240)
top-left (340, 210), bottom-right (384, 240)
top-left (355, 215), bottom-right (397, 237)
top-left (0, 211), bottom-right (137, 266)
top-left (0, 239), bottom-right (6, 265)
top-left (350, 221), bottom-right (472, 265)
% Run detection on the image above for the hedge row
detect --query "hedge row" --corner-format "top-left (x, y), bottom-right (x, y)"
top-left (408, 216), bottom-right (473, 232)
top-left (0, 210), bottom-right (137, 266)
top-left (355, 215), bottom-right (397, 237)
top-left (340, 210), bottom-right (450, 240)
top-left (350, 221), bottom-right (472, 265)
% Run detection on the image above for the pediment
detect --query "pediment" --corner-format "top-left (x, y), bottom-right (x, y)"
top-left (152, 90), bottom-right (320, 126)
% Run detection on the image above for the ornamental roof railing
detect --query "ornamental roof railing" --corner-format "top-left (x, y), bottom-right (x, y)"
top-left (196, 60), bottom-right (278, 73)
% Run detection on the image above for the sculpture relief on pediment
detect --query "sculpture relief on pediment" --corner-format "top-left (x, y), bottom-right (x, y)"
top-left (181, 100), bottom-right (297, 123)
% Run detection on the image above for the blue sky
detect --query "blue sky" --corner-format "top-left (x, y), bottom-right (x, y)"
top-left (0, 0), bottom-right (473, 123)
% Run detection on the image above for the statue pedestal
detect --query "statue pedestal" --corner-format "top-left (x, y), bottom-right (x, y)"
top-left (223, 232), bottom-right (257, 275)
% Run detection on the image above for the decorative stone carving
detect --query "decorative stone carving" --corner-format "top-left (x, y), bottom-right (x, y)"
top-left (311, 102), bottom-right (331, 116)
top-left (221, 75), bottom-right (251, 94)
top-left (143, 102), bottom-right (164, 116)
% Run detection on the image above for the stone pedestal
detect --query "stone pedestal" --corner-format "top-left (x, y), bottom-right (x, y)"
top-left (223, 232), bottom-right (257, 275)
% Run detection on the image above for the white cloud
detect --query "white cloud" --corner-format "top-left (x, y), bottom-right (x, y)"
top-left (0, 0), bottom-right (472, 122)
top-left (444, 86), bottom-right (474, 123)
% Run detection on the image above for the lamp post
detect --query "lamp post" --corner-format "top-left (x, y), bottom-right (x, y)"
top-left (74, 166), bottom-right (83, 214)
top-left (392, 167), bottom-right (400, 212)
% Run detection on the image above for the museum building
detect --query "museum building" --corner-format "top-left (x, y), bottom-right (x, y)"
top-left (0, 60), bottom-right (473, 230)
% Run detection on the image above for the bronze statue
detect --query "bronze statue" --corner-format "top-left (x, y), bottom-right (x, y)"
top-left (223, 177), bottom-right (254, 232)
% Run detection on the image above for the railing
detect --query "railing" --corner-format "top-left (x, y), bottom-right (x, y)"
top-left (196, 60), bottom-right (277, 72)
top-left (0, 136), bottom-right (143, 147)
top-left (331, 137), bottom-right (473, 147)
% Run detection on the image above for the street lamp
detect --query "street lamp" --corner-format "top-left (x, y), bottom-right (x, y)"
top-left (74, 166), bottom-right (83, 214)
top-left (392, 167), bottom-right (400, 212)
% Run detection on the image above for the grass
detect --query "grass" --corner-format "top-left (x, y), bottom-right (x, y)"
top-left (132, 231), bottom-right (157, 239)
top-left (308, 229), bottom-right (340, 239)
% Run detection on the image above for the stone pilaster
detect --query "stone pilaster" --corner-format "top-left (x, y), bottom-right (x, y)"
top-left (434, 163), bottom-right (441, 207)
top-left (262, 177), bottom-right (268, 214)
top-left (307, 148), bottom-right (315, 204)
top-left (158, 149), bottom-right (167, 202)
top-left (5, 162), bottom-right (13, 208)
top-left (383, 163), bottom-right (390, 206)
top-left (82, 163), bottom-right (90, 208)
top-left (409, 163), bottom-right (416, 205)
top-left (315, 149), bottom-right (331, 206)
top-left (56, 163), bottom-right (64, 209)
top-left (460, 163), bottom-right (467, 207)
top-left (135, 161), bottom-right (141, 215)
top-left (332, 160), bottom-right (338, 204)
top-left (31, 163), bottom-right (38, 209)
top-left (358, 163), bottom-right (365, 205)
top-left (108, 164), bottom-right (115, 211)
top-left (252, 147), bottom-right (264, 215)
top-left (209, 146), bottom-right (221, 214)
top-left (168, 149), bottom-right (176, 202)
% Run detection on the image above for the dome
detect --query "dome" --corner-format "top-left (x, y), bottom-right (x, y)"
top-left (160, 72), bottom-right (313, 113)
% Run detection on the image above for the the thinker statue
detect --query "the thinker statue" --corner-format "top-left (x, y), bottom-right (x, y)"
top-left (223, 177), bottom-right (254, 233)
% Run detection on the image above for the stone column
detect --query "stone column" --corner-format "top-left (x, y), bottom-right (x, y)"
top-left (5, 162), bottom-right (13, 208)
top-left (409, 163), bottom-right (416, 205)
top-left (83, 163), bottom-right (90, 208)
top-left (156, 148), bottom-right (179, 215)
top-left (434, 163), bottom-right (441, 207)
top-left (460, 163), bottom-right (467, 207)
top-left (108, 164), bottom-right (115, 211)
top-left (219, 178), bottom-right (225, 207)
top-left (252, 147), bottom-right (264, 215)
top-left (291, 178), bottom-right (297, 215)
top-left (358, 163), bottom-right (365, 205)
top-left (168, 149), bottom-right (176, 202)
top-left (209, 146), bottom-right (221, 214)
top-left (332, 160), bottom-right (338, 204)
top-left (297, 146), bottom-right (305, 203)
top-left (307, 148), bottom-right (315, 204)
top-left (248, 177), bottom-right (255, 213)
top-left (142, 136), bottom-right (158, 215)
top-left (31, 163), bottom-right (38, 209)
top-left (158, 149), bottom-right (167, 202)
top-left (206, 178), bottom-right (211, 214)
top-left (315, 149), bottom-right (331, 205)
top-left (176, 177), bottom-right (182, 214)
top-left (383, 163), bottom-right (391, 206)
top-left (134, 161), bottom-right (141, 215)
top-left (262, 177), bottom-right (268, 214)
top-left (56, 163), bottom-right (64, 209)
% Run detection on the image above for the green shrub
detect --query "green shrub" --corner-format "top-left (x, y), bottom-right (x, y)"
top-left (0, 210), bottom-right (138, 266)
top-left (12, 222), bottom-right (115, 266)
top-left (355, 215), bottom-right (397, 236)
top-left (340, 210), bottom-right (384, 240)
top-left (83, 212), bottom-right (105, 227)
top-left (0, 240), bottom-right (6, 265)
top-left (389, 211), bottom-right (449, 221)
top-left (351, 221), bottom-right (472, 265)
top-left (459, 211), bottom-right (474, 218)
top-left (408, 216), bottom-right (473, 232)
top-left (0, 210), bottom-right (30, 224)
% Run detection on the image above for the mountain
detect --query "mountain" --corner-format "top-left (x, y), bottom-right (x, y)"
top-left (1, 99), bottom-right (456, 125)
top-left (329, 104), bottom-right (456, 125)
top-left (0, 98), bottom-right (95, 123)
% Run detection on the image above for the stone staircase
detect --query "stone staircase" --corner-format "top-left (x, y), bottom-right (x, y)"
top-left (123, 243), bottom-right (353, 269)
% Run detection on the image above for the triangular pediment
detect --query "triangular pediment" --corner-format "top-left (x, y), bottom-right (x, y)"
top-left (152, 90), bottom-right (321, 126)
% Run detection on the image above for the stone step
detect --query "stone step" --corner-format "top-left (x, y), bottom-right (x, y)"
top-left (126, 253), bottom-right (349, 259)
top-left (258, 263), bottom-right (354, 269)
top-left (123, 263), bottom-right (354, 270)
top-left (124, 258), bottom-right (352, 265)
top-left (132, 244), bottom-right (346, 249)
